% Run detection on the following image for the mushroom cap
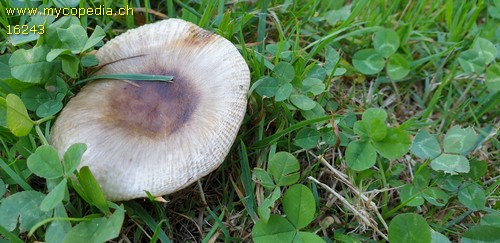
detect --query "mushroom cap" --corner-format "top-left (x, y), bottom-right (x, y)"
top-left (51, 19), bottom-right (250, 201)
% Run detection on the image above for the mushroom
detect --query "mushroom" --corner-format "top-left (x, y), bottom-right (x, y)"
top-left (51, 18), bottom-right (250, 201)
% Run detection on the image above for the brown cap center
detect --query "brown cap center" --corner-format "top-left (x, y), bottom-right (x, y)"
top-left (104, 75), bottom-right (198, 138)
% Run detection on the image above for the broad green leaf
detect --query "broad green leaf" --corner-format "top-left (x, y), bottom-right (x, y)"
top-left (63, 143), bottom-right (87, 176)
top-left (431, 154), bottom-right (470, 175)
top-left (6, 94), bottom-right (33, 136)
top-left (81, 54), bottom-right (99, 67)
top-left (60, 55), bottom-right (80, 78)
top-left (423, 187), bottom-right (449, 206)
top-left (443, 126), bottom-right (479, 155)
top-left (255, 76), bottom-right (279, 97)
top-left (362, 108), bottom-right (387, 122)
top-left (368, 119), bottom-right (387, 141)
top-left (36, 100), bottom-right (63, 117)
top-left (411, 129), bottom-right (441, 159)
top-left (343, 111), bottom-right (357, 127)
top-left (46, 204), bottom-right (71, 243)
top-left (252, 215), bottom-right (296, 243)
top-left (325, 46), bottom-right (345, 76)
top-left (399, 184), bottom-right (424, 207)
top-left (275, 83), bottom-right (292, 102)
top-left (62, 208), bottom-right (125, 243)
top-left (45, 16), bottom-right (81, 49)
top-left (467, 159), bottom-right (488, 180)
top-left (352, 49), bottom-right (385, 75)
top-left (83, 25), bottom-right (105, 51)
top-left (8, 30), bottom-right (39, 46)
top-left (373, 28), bottom-right (400, 57)
top-left (431, 230), bottom-right (451, 243)
top-left (388, 163), bottom-right (406, 179)
top-left (12, 136), bottom-right (34, 159)
top-left (290, 94), bottom-right (316, 110)
top-left (301, 103), bottom-right (325, 120)
top-left (458, 49), bottom-right (485, 74)
top-left (322, 127), bottom-right (347, 146)
top-left (437, 175), bottom-right (462, 192)
top-left (302, 78), bottom-right (325, 96)
top-left (27, 145), bottom-right (64, 179)
top-left (485, 63), bottom-right (500, 92)
top-left (0, 191), bottom-right (51, 232)
top-left (306, 65), bottom-right (327, 80)
top-left (0, 54), bottom-right (13, 80)
top-left (273, 62), bottom-right (295, 83)
top-left (52, 0), bottom-right (80, 7)
top-left (0, 178), bottom-right (5, 198)
top-left (46, 48), bottom-right (72, 62)
top-left (40, 178), bottom-right (67, 211)
top-left (78, 166), bottom-right (110, 214)
top-left (387, 53), bottom-right (410, 80)
top-left (414, 165), bottom-right (431, 189)
top-left (294, 127), bottom-right (320, 149)
top-left (345, 140), bottom-right (377, 171)
top-left (333, 233), bottom-right (362, 242)
top-left (473, 37), bottom-right (497, 65)
top-left (266, 41), bottom-right (291, 56)
top-left (21, 87), bottom-right (51, 111)
top-left (46, 77), bottom-right (69, 101)
top-left (481, 214), bottom-right (500, 227)
top-left (296, 232), bottom-right (325, 243)
top-left (257, 206), bottom-right (271, 225)
top-left (268, 152), bottom-right (300, 186)
top-left (388, 213), bottom-right (431, 243)
top-left (458, 182), bottom-right (486, 211)
top-left (9, 46), bottom-right (59, 83)
top-left (325, 5), bottom-right (351, 25)
top-left (489, 5), bottom-right (500, 18)
top-left (333, 67), bottom-right (347, 76)
top-left (30, 10), bottom-right (56, 26)
top-left (282, 184), bottom-right (316, 229)
top-left (253, 168), bottom-right (275, 189)
top-left (57, 25), bottom-right (88, 53)
top-left (373, 127), bottom-right (411, 159)
top-left (353, 120), bottom-right (370, 138)
top-left (1, 79), bottom-right (33, 94)
top-left (353, 119), bottom-right (386, 141)
top-left (257, 188), bottom-right (281, 223)
top-left (462, 225), bottom-right (500, 243)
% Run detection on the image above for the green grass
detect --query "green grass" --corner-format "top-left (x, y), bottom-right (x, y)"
top-left (0, 0), bottom-right (499, 242)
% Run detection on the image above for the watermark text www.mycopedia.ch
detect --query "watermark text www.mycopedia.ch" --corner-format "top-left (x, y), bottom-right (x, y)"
top-left (6, 5), bottom-right (134, 18)
top-left (5, 5), bottom-right (133, 35)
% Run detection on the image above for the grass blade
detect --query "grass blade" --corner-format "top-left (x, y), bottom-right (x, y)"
top-left (150, 219), bottom-right (167, 243)
top-left (75, 73), bottom-right (174, 85)
top-left (174, 0), bottom-right (202, 18)
top-left (125, 201), bottom-right (172, 243)
top-left (0, 224), bottom-right (24, 243)
top-left (0, 158), bottom-right (33, 191)
top-left (202, 208), bottom-right (228, 243)
top-left (251, 115), bottom-right (331, 149)
top-left (257, 0), bottom-right (270, 52)
top-left (239, 140), bottom-right (257, 221)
